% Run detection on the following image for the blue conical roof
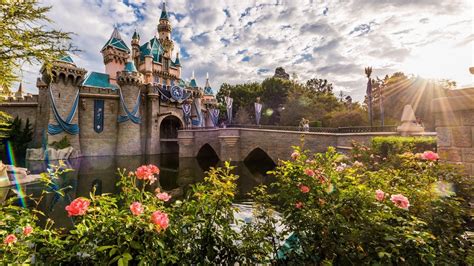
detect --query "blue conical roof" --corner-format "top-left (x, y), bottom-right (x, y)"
top-left (124, 60), bottom-right (137, 72)
top-left (160, 2), bottom-right (169, 20)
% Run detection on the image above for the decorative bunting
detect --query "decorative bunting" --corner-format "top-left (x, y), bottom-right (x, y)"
top-left (47, 86), bottom-right (80, 135)
top-left (182, 103), bottom-right (191, 126)
top-left (94, 99), bottom-right (104, 133)
top-left (209, 108), bottom-right (220, 127)
top-left (118, 88), bottom-right (141, 124)
top-left (225, 96), bottom-right (233, 124)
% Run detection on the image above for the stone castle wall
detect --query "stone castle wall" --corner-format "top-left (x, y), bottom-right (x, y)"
top-left (434, 88), bottom-right (474, 175)
top-left (79, 93), bottom-right (119, 156)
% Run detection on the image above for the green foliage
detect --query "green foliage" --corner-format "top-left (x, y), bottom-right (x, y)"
top-left (0, 0), bottom-right (77, 88)
top-left (1, 146), bottom-right (471, 264)
top-left (0, 111), bottom-right (11, 140)
top-left (252, 146), bottom-right (472, 264)
top-left (3, 117), bottom-right (33, 156)
top-left (370, 136), bottom-right (437, 159)
top-left (49, 135), bottom-right (71, 150)
top-left (326, 107), bottom-right (368, 127)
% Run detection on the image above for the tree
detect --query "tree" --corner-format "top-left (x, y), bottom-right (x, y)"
top-left (305, 78), bottom-right (333, 94)
top-left (0, 0), bottom-right (76, 88)
top-left (3, 117), bottom-right (33, 156)
top-left (365, 67), bottom-right (373, 126)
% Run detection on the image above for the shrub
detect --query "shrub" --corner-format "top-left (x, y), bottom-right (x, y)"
top-left (49, 135), bottom-right (71, 150)
top-left (371, 136), bottom-right (436, 158)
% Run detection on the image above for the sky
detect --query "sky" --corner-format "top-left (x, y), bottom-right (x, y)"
top-left (17, 0), bottom-right (474, 101)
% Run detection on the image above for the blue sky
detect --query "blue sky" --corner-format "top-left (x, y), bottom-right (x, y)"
top-left (17, 0), bottom-right (474, 101)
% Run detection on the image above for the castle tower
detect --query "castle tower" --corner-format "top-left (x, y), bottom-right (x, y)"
top-left (101, 27), bottom-right (130, 85)
top-left (116, 59), bottom-right (144, 155)
top-left (42, 55), bottom-right (87, 156)
top-left (157, 2), bottom-right (174, 59)
top-left (131, 29), bottom-right (140, 67)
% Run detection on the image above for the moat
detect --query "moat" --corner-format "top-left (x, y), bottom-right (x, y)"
top-left (1, 153), bottom-right (276, 228)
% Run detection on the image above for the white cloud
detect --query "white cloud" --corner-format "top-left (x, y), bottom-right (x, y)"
top-left (16, 0), bottom-right (473, 102)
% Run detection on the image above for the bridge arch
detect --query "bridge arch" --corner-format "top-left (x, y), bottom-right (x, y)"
top-left (196, 143), bottom-right (220, 170)
top-left (244, 147), bottom-right (276, 171)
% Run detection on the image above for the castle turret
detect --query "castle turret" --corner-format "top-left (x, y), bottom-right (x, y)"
top-left (116, 59), bottom-right (144, 155)
top-left (101, 27), bottom-right (130, 85)
top-left (42, 55), bottom-right (87, 156)
top-left (143, 42), bottom-right (153, 84)
top-left (131, 29), bottom-right (140, 67)
top-left (157, 2), bottom-right (174, 59)
top-left (174, 52), bottom-right (181, 77)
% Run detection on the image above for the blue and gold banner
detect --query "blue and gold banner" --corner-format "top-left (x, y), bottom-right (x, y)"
top-left (94, 99), bottom-right (104, 133)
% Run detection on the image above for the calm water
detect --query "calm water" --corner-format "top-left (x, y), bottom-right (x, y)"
top-left (1, 154), bottom-right (275, 228)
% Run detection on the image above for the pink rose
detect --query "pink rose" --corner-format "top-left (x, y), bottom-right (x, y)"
top-left (390, 194), bottom-right (410, 210)
top-left (130, 202), bottom-right (144, 216)
top-left (157, 192), bottom-right (171, 202)
top-left (304, 168), bottom-right (315, 177)
top-left (421, 151), bottom-right (439, 161)
top-left (65, 198), bottom-right (90, 217)
top-left (151, 210), bottom-right (169, 231)
top-left (299, 185), bottom-right (310, 193)
top-left (3, 234), bottom-right (17, 245)
top-left (22, 226), bottom-right (33, 236)
top-left (291, 151), bottom-right (300, 160)
top-left (135, 165), bottom-right (160, 184)
top-left (375, 189), bottom-right (385, 201)
top-left (295, 202), bottom-right (303, 209)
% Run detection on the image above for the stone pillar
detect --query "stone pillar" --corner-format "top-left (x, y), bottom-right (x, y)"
top-left (433, 88), bottom-right (474, 175)
top-left (177, 130), bottom-right (195, 158)
top-left (218, 129), bottom-right (241, 161)
top-left (146, 86), bottom-right (161, 155)
top-left (116, 71), bottom-right (144, 155)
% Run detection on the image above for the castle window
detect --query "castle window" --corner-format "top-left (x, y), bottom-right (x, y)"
top-left (154, 75), bottom-right (160, 84)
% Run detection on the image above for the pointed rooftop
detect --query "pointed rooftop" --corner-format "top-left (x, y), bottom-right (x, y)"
top-left (14, 82), bottom-right (24, 97)
top-left (160, 2), bottom-right (169, 20)
top-left (101, 27), bottom-right (130, 53)
top-left (59, 55), bottom-right (74, 64)
top-left (189, 71), bottom-right (197, 88)
top-left (132, 29), bottom-right (140, 40)
top-left (173, 52), bottom-right (181, 66)
top-left (124, 59), bottom-right (138, 72)
top-left (204, 73), bottom-right (214, 95)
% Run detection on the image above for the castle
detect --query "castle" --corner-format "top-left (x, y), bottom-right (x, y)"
top-left (0, 3), bottom-right (219, 158)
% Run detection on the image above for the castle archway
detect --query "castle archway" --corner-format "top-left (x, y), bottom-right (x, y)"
top-left (160, 115), bottom-right (183, 154)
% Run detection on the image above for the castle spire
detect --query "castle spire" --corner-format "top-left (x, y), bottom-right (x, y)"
top-left (160, 1), bottom-right (169, 20)
top-left (174, 52), bottom-right (181, 66)
top-left (14, 82), bottom-right (24, 98)
top-left (190, 70), bottom-right (197, 88)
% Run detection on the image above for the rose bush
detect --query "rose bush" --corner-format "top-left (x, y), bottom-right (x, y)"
top-left (248, 145), bottom-right (473, 264)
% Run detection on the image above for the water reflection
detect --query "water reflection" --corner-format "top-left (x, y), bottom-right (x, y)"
top-left (1, 154), bottom-right (275, 228)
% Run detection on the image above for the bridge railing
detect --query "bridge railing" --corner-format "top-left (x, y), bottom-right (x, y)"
top-left (182, 124), bottom-right (398, 133)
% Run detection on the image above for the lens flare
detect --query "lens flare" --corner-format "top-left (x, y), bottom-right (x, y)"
top-left (5, 141), bottom-right (27, 207)
top-left (264, 108), bottom-right (274, 117)
top-left (433, 181), bottom-right (455, 198)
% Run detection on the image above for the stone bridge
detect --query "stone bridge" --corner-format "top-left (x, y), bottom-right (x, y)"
top-left (178, 127), bottom-right (400, 163)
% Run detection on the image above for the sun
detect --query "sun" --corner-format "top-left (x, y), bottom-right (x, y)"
top-left (403, 40), bottom-right (473, 86)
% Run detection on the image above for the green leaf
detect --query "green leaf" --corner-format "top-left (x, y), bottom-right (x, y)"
top-left (97, 245), bottom-right (115, 252)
